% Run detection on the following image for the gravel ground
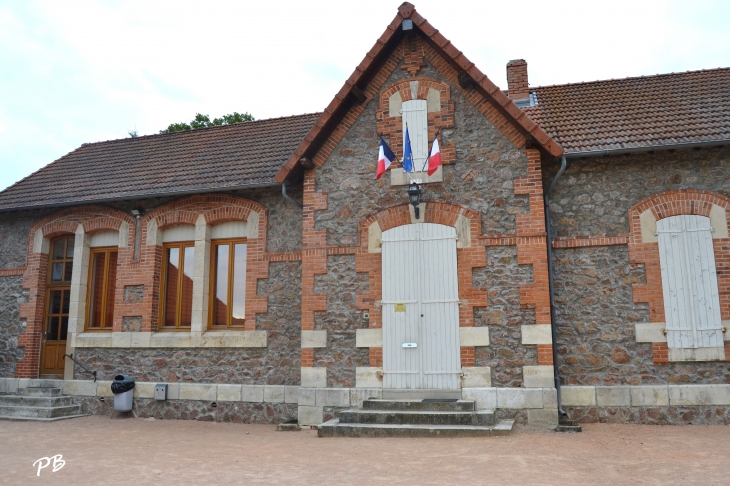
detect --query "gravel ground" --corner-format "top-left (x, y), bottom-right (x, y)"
top-left (1, 416), bottom-right (729, 485)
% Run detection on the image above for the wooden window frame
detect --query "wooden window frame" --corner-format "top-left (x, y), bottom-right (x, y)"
top-left (159, 241), bottom-right (195, 331)
top-left (84, 246), bottom-right (118, 331)
top-left (47, 235), bottom-right (75, 286)
top-left (208, 238), bottom-right (247, 330)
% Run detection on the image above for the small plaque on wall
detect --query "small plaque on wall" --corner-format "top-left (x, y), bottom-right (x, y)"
top-left (394, 303), bottom-right (407, 313)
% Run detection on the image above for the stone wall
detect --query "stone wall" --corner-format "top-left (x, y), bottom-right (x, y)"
top-left (313, 256), bottom-right (369, 387)
top-left (0, 276), bottom-right (26, 377)
top-left (546, 147), bottom-right (730, 387)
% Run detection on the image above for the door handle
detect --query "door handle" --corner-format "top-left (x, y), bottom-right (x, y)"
top-left (402, 343), bottom-right (418, 348)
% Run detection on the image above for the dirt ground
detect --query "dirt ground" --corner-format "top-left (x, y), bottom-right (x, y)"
top-left (1, 417), bottom-right (729, 485)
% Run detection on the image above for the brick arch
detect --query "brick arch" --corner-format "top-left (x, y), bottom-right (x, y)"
top-left (627, 189), bottom-right (730, 364)
top-left (379, 77), bottom-right (451, 110)
top-left (16, 205), bottom-right (135, 379)
top-left (355, 200), bottom-right (487, 368)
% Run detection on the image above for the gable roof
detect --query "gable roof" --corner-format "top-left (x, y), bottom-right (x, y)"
top-left (524, 68), bottom-right (730, 155)
top-left (0, 113), bottom-right (320, 211)
top-left (274, 2), bottom-right (562, 183)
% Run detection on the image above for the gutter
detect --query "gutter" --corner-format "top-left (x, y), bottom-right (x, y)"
top-left (544, 155), bottom-right (567, 417)
top-left (563, 139), bottom-right (728, 159)
top-left (0, 182), bottom-right (280, 213)
top-left (281, 183), bottom-right (303, 208)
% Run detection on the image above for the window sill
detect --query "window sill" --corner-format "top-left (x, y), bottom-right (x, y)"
top-left (69, 330), bottom-right (267, 349)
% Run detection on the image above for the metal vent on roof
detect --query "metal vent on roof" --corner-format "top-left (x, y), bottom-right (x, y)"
top-left (514, 92), bottom-right (538, 109)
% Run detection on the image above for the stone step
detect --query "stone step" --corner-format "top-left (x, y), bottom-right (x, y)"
top-left (0, 414), bottom-right (88, 423)
top-left (0, 395), bottom-right (74, 407)
top-left (382, 389), bottom-right (462, 400)
top-left (362, 399), bottom-right (475, 412)
top-left (318, 419), bottom-right (515, 438)
top-left (0, 404), bottom-right (82, 419)
top-left (18, 387), bottom-right (63, 397)
top-left (339, 409), bottom-right (495, 426)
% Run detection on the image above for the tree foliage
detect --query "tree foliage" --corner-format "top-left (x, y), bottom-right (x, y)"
top-left (159, 112), bottom-right (254, 134)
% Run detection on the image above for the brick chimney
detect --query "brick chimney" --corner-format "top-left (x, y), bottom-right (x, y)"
top-left (506, 59), bottom-right (529, 101)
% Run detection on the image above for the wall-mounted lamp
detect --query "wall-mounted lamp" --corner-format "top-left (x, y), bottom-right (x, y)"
top-left (407, 182), bottom-right (422, 219)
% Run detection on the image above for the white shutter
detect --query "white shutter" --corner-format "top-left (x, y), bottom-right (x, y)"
top-left (657, 215), bottom-right (725, 355)
top-left (401, 100), bottom-right (429, 172)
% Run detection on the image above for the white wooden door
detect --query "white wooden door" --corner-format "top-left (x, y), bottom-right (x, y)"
top-left (401, 100), bottom-right (428, 172)
top-left (657, 215), bottom-right (725, 355)
top-left (381, 223), bottom-right (461, 389)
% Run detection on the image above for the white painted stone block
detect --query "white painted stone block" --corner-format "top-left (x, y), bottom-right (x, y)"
top-left (134, 382), bottom-right (156, 399)
top-left (301, 330), bottom-right (327, 348)
top-left (96, 381), bottom-right (114, 397)
top-left (528, 408), bottom-right (559, 427)
top-left (355, 328), bottom-right (382, 348)
top-left (264, 385), bottom-right (286, 403)
top-left (316, 388), bottom-right (350, 407)
top-left (301, 367), bottom-right (327, 388)
top-left (200, 330), bottom-right (267, 348)
top-left (179, 383), bottom-right (216, 401)
top-left (112, 332), bottom-right (132, 348)
top-left (521, 324), bottom-right (552, 345)
top-left (166, 383), bottom-right (180, 400)
top-left (130, 332), bottom-right (151, 348)
top-left (710, 204), bottom-right (729, 238)
top-left (62, 380), bottom-right (96, 396)
top-left (668, 384), bottom-right (730, 406)
top-left (217, 384), bottom-right (242, 402)
top-left (596, 386), bottom-right (631, 407)
top-left (241, 385), bottom-right (265, 402)
top-left (630, 385), bottom-right (669, 406)
top-left (350, 388), bottom-right (382, 408)
top-left (635, 322), bottom-right (666, 343)
top-left (298, 387), bottom-right (316, 406)
top-left (523, 366), bottom-right (554, 388)
top-left (75, 332), bottom-right (113, 347)
top-left (298, 405), bottom-right (323, 426)
top-left (459, 326), bottom-right (490, 347)
top-left (355, 367), bottom-right (383, 388)
top-left (285, 386), bottom-right (299, 404)
top-left (461, 388), bottom-right (497, 410)
top-left (542, 388), bottom-right (558, 409)
top-left (461, 367), bottom-right (492, 387)
top-left (562, 386), bottom-right (596, 406)
top-left (640, 209), bottom-right (657, 243)
top-left (497, 388), bottom-right (544, 409)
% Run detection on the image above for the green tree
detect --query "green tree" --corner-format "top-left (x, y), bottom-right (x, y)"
top-left (159, 112), bottom-right (254, 134)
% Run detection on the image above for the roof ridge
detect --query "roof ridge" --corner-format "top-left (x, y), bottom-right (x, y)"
top-left (533, 66), bottom-right (730, 91)
top-left (80, 111), bottom-right (324, 148)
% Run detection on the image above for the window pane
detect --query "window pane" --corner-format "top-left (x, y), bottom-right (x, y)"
top-left (63, 261), bottom-right (73, 282)
top-left (163, 247), bottom-right (180, 327)
top-left (105, 252), bottom-right (118, 328)
top-left (66, 237), bottom-right (75, 258)
top-left (60, 316), bottom-right (69, 341)
top-left (47, 317), bottom-right (59, 341)
top-left (49, 290), bottom-right (62, 314)
top-left (179, 246), bottom-right (195, 327)
top-left (212, 244), bottom-right (229, 327)
top-left (53, 239), bottom-right (65, 259)
top-left (231, 243), bottom-right (247, 326)
top-left (88, 253), bottom-right (106, 328)
top-left (62, 289), bottom-right (70, 314)
top-left (51, 263), bottom-right (64, 282)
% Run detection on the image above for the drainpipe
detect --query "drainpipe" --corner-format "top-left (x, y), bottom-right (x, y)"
top-left (544, 155), bottom-right (567, 416)
top-left (281, 183), bottom-right (303, 208)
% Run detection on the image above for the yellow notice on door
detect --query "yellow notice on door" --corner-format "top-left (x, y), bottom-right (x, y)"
top-left (394, 303), bottom-right (407, 313)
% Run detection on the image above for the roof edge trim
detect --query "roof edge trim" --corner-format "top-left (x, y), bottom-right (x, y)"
top-left (563, 139), bottom-right (729, 159)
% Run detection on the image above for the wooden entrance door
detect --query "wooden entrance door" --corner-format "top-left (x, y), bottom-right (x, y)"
top-left (381, 223), bottom-right (461, 389)
top-left (40, 236), bottom-right (74, 377)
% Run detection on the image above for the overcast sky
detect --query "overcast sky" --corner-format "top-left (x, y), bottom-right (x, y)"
top-left (1, 0), bottom-right (728, 190)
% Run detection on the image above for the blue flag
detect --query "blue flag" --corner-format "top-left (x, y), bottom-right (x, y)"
top-left (403, 126), bottom-right (414, 173)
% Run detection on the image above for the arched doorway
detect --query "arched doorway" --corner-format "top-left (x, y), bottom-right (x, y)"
top-left (381, 223), bottom-right (461, 390)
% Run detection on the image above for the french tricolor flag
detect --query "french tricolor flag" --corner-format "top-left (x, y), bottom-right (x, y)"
top-left (376, 137), bottom-right (396, 180)
top-left (427, 133), bottom-right (441, 176)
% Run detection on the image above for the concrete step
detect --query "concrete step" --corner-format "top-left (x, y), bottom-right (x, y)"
top-left (0, 404), bottom-right (82, 419)
top-left (362, 399), bottom-right (475, 412)
top-left (339, 409), bottom-right (495, 426)
top-left (318, 419), bottom-right (515, 438)
top-left (0, 395), bottom-right (74, 407)
top-left (18, 387), bottom-right (63, 397)
top-left (0, 414), bottom-right (87, 422)
top-left (382, 389), bottom-right (462, 400)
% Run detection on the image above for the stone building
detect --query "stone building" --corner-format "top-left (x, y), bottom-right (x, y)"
top-left (0, 3), bottom-right (728, 427)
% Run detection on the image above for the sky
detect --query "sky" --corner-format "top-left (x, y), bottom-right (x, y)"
top-left (1, 0), bottom-right (729, 191)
